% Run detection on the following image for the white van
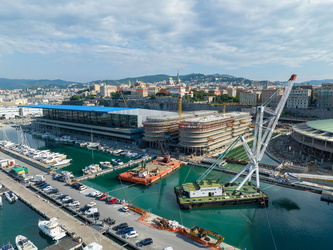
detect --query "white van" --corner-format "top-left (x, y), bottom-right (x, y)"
top-left (84, 208), bottom-right (98, 215)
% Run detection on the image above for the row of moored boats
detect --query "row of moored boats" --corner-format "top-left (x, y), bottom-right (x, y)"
top-left (0, 141), bottom-right (71, 167)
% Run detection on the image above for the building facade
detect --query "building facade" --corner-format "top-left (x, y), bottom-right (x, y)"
top-left (286, 88), bottom-right (311, 109)
top-left (316, 83), bottom-right (333, 110)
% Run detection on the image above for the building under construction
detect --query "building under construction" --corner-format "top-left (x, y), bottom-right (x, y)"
top-left (143, 111), bottom-right (252, 155)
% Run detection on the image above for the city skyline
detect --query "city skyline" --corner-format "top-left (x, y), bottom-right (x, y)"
top-left (1, 1), bottom-right (333, 83)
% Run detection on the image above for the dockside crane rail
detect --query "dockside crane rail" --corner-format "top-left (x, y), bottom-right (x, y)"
top-left (197, 136), bottom-right (241, 182)
top-left (228, 74), bottom-right (297, 193)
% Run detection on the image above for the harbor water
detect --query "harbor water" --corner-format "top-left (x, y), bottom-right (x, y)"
top-left (1, 126), bottom-right (333, 250)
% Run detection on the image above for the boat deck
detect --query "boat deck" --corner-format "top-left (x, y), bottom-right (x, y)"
top-left (118, 157), bottom-right (183, 185)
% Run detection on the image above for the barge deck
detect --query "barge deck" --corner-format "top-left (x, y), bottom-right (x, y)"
top-left (175, 180), bottom-right (268, 210)
top-left (118, 157), bottom-right (183, 185)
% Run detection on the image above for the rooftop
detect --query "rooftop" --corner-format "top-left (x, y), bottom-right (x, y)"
top-left (306, 119), bottom-right (333, 133)
top-left (21, 104), bottom-right (132, 113)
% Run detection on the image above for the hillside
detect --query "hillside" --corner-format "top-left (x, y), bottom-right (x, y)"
top-left (0, 78), bottom-right (76, 90)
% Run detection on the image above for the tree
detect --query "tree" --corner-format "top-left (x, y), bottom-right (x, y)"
top-left (70, 95), bottom-right (81, 101)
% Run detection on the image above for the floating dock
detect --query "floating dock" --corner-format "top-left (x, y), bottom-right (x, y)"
top-left (118, 157), bottom-right (183, 185)
top-left (174, 180), bottom-right (268, 210)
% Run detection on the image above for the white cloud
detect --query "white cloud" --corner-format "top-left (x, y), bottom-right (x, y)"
top-left (1, 0), bottom-right (333, 81)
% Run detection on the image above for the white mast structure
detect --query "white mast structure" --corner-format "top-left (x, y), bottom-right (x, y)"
top-left (228, 74), bottom-right (297, 194)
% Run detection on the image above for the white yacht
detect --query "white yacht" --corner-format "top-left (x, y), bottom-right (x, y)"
top-left (15, 235), bottom-right (38, 250)
top-left (38, 217), bottom-right (66, 241)
top-left (100, 161), bottom-right (112, 168)
top-left (51, 158), bottom-right (72, 167)
top-left (82, 164), bottom-right (102, 175)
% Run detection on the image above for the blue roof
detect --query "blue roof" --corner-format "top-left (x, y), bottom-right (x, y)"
top-left (21, 105), bottom-right (133, 113)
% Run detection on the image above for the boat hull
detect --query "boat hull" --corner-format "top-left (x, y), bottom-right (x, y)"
top-left (15, 235), bottom-right (38, 250)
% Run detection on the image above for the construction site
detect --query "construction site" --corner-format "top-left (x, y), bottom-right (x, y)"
top-left (143, 111), bottom-right (252, 156)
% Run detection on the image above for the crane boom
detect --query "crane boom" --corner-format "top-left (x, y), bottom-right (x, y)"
top-left (228, 74), bottom-right (297, 192)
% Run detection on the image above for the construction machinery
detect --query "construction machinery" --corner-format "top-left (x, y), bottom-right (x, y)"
top-left (157, 139), bottom-right (171, 163)
top-left (227, 74), bottom-right (297, 193)
top-left (190, 226), bottom-right (224, 246)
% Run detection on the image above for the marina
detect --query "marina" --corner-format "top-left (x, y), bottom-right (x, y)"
top-left (1, 125), bottom-right (333, 249)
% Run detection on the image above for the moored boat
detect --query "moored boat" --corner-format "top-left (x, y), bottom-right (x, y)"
top-left (118, 157), bottom-right (183, 185)
top-left (4, 191), bottom-right (18, 203)
top-left (38, 217), bottom-right (66, 241)
top-left (100, 161), bottom-right (112, 168)
top-left (1, 244), bottom-right (14, 250)
top-left (15, 235), bottom-right (38, 250)
top-left (82, 164), bottom-right (102, 175)
top-left (51, 158), bottom-right (72, 167)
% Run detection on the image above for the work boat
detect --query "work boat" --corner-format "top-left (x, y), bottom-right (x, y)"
top-left (38, 217), bottom-right (66, 241)
top-left (15, 235), bottom-right (38, 250)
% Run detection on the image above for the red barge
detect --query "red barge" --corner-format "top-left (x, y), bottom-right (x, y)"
top-left (118, 156), bottom-right (183, 185)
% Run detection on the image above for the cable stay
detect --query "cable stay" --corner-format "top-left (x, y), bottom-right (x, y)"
top-left (197, 136), bottom-right (241, 183)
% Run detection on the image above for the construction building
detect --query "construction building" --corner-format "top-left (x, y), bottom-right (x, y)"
top-left (143, 111), bottom-right (218, 150)
top-left (143, 111), bottom-right (252, 155)
top-left (178, 112), bottom-right (252, 155)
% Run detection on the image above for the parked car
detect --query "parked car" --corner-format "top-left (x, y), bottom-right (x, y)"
top-left (138, 238), bottom-right (153, 247)
top-left (61, 196), bottom-right (72, 202)
top-left (109, 198), bottom-right (119, 204)
top-left (87, 201), bottom-right (96, 207)
top-left (88, 212), bottom-right (100, 219)
top-left (118, 227), bottom-right (134, 235)
top-left (67, 200), bottom-right (80, 207)
top-left (121, 206), bottom-right (129, 212)
top-left (84, 208), bottom-right (98, 215)
top-left (113, 223), bottom-right (128, 231)
top-left (57, 194), bottom-right (68, 200)
top-left (46, 188), bottom-right (59, 194)
top-left (124, 231), bottom-right (138, 239)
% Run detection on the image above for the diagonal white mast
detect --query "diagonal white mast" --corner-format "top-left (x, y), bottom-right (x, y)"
top-left (228, 74), bottom-right (297, 194)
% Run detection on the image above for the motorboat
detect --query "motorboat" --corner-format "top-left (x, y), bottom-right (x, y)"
top-left (51, 158), bottom-right (72, 167)
top-left (100, 161), bottom-right (112, 168)
top-left (38, 217), bottom-right (67, 241)
top-left (5, 191), bottom-right (18, 203)
top-left (15, 235), bottom-right (38, 250)
top-left (1, 244), bottom-right (14, 250)
top-left (82, 164), bottom-right (102, 175)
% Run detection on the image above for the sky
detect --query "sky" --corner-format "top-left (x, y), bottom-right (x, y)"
top-left (1, 0), bottom-right (333, 83)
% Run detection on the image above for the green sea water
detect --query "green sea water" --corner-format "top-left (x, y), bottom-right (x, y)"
top-left (1, 126), bottom-right (333, 250)
top-left (0, 199), bottom-right (53, 248)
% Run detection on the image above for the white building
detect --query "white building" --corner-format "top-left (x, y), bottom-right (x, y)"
top-left (286, 88), bottom-right (311, 109)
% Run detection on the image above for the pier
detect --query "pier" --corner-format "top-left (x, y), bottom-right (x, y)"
top-left (76, 157), bottom-right (151, 182)
top-left (0, 170), bottom-right (124, 249)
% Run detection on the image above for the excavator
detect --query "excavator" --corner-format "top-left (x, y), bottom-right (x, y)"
top-left (190, 226), bottom-right (225, 246)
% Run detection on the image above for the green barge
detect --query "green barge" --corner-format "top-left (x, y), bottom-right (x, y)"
top-left (174, 180), bottom-right (268, 210)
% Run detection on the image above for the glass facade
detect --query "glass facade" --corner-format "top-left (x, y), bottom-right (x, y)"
top-left (42, 109), bottom-right (138, 129)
